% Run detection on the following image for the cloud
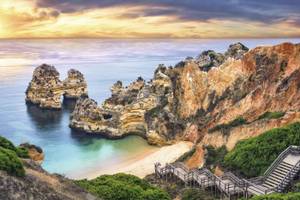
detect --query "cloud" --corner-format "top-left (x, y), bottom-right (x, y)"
top-left (0, 0), bottom-right (299, 38)
top-left (35, 0), bottom-right (300, 24)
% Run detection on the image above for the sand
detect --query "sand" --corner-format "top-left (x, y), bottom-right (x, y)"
top-left (80, 141), bottom-right (193, 179)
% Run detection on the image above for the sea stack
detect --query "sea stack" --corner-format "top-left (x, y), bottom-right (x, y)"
top-left (63, 69), bottom-right (88, 99)
top-left (25, 64), bottom-right (64, 109)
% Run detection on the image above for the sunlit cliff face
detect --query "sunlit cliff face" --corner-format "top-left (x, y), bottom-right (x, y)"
top-left (0, 0), bottom-right (300, 38)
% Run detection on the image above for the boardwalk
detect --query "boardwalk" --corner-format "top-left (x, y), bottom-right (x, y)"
top-left (155, 145), bottom-right (300, 199)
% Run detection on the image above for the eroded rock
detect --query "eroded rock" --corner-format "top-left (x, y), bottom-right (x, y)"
top-left (26, 65), bottom-right (88, 109)
top-left (63, 69), bottom-right (88, 99)
top-left (25, 64), bottom-right (64, 109)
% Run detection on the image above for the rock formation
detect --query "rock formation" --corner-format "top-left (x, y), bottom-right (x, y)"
top-left (20, 143), bottom-right (44, 163)
top-left (25, 64), bottom-right (64, 109)
top-left (63, 69), bottom-right (88, 99)
top-left (26, 65), bottom-right (88, 109)
top-left (70, 42), bottom-right (300, 155)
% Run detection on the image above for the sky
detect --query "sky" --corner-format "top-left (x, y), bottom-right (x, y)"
top-left (0, 0), bottom-right (300, 39)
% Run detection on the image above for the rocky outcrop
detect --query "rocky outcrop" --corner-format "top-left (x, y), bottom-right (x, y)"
top-left (26, 65), bottom-right (88, 109)
top-left (63, 69), bottom-right (88, 99)
top-left (70, 42), bottom-right (300, 150)
top-left (25, 64), bottom-right (64, 109)
top-left (0, 159), bottom-right (98, 200)
top-left (20, 143), bottom-right (44, 163)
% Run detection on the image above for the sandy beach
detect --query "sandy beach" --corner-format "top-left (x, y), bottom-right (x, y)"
top-left (73, 141), bottom-right (193, 179)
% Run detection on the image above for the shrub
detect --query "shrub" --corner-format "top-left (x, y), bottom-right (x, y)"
top-left (181, 188), bottom-right (215, 200)
top-left (205, 145), bottom-right (227, 168)
top-left (75, 173), bottom-right (170, 200)
top-left (208, 116), bottom-right (247, 134)
top-left (0, 147), bottom-right (25, 177)
top-left (16, 147), bottom-right (30, 158)
top-left (0, 136), bottom-right (29, 158)
top-left (257, 111), bottom-right (285, 121)
top-left (224, 122), bottom-right (300, 177)
top-left (249, 192), bottom-right (300, 200)
top-left (0, 136), bottom-right (16, 151)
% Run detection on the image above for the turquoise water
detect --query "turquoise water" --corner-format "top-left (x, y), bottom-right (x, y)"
top-left (0, 38), bottom-right (299, 178)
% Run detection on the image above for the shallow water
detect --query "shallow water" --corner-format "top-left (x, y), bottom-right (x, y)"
top-left (0, 38), bottom-right (299, 178)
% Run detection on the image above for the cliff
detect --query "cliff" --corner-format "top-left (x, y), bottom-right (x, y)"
top-left (26, 65), bottom-right (88, 109)
top-left (70, 42), bottom-right (300, 156)
top-left (0, 159), bottom-right (99, 200)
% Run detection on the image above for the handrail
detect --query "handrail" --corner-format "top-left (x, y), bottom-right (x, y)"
top-left (275, 160), bottom-right (300, 192)
top-left (264, 146), bottom-right (296, 177)
top-left (243, 179), bottom-right (274, 195)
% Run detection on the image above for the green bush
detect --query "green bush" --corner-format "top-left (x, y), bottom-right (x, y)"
top-left (0, 147), bottom-right (25, 177)
top-left (181, 188), bottom-right (214, 200)
top-left (75, 173), bottom-right (170, 200)
top-left (257, 111), bottom-right (285, 121)
top-left (0, 136), bottom-right (29, 158)
top-left (249, 192), bottom-right (300, 200)
top-left (208, 116), bottom-right (247, 135)
top-left (16, 147), bottom-right (30, 158)
top-left (224, 122), bottom-right (300, 177)
top-left (0, 136), bottom-right (16, 151)
top-left (205, 145), bottom-right (227, 168)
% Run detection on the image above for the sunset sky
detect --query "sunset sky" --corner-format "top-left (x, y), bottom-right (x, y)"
top-left (0, 0), bottom-right (300, 39)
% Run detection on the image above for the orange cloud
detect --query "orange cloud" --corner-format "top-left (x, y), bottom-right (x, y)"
top-left (0, 0), bottom-right (299, 38)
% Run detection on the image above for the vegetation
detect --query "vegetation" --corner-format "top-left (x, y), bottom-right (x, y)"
top-left (224, 122), bottom-right (300, 177)
top-left (181, 188), bottom-right (215, 200)
top-left (0, 136), bottom-right (29, 158)
top-left (0, 147), bottom-right (25, 177)
top-left (249, 192), bottom-right (300, 200)
top-left (75, 173), bottom-right (171, 200)
top-left (176, 147), bottom-right (196, 162)
top-left (257, 111), bottom-right (285, 121)
top-left (208, 116), bottom-right (247, 135)
top-left (205, 145), bottom-right (227, 168)
top-left (0, 136), bottom-right (29, 176)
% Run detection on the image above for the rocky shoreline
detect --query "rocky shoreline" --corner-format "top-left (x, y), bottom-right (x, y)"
top-left (25, 42), bottom-right (300, 158)
top-left (68, 42), bottom-right (251, 145)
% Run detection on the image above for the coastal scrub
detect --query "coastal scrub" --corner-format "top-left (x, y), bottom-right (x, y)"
top-left (75, 173), bottom-right (170, 200)
top-left (224, 122), bottom-right (300, 177)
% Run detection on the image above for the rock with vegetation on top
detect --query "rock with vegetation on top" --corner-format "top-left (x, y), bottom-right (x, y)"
top-left (19, 143), bottom-right (44, 163)
top-left (63, 69), bottom-right (88, 99)
top-left (25, 64), bottom-right (64, 109)
top-left (70, 42), bottom-right (300, 150)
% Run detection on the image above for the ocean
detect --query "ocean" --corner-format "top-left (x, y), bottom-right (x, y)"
top-left (0, 38), bottom-right (299, 178)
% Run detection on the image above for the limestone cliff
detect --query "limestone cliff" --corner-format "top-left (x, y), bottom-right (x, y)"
top-left (25, 64), bottom-right (64, 109)
top-left (63, 69), bottom-right (88, 99)
top-left (26, 65), bottom-right (88, 109)
top-left (70, 42), bottom-right (300, 153)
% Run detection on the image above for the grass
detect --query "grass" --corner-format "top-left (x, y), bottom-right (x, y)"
top-left (75, 173), bottom-right (171, 200)
top-left (208, 116), bottom-right (247, 135)
top-left (257, 111), bottom-right (285, 120)
top-left (224, 122), bottom-right (300, 177)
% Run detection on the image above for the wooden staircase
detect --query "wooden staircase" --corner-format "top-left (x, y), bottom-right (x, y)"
top-left (155, 145), bottom-right (300, 199)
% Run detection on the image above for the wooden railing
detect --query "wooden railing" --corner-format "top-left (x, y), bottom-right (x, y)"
top-left (264, 146), bottom-right (300, 178)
